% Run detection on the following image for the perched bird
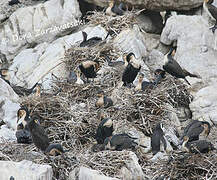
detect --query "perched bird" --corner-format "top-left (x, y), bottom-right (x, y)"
top-left (18, 109), bottom-right (50, 152)
top-left (163, 47), bottom-right (201, 85)
top-left (104, 133), bottom-right (146, 151)
top-left (182, 136), bottom-right (215, 153)
top-left (180, 120), bottom-right (211, 143)
top-left (79, 60), bottom-right (99, 82)
top-left (105, 0), bottom-right (125, 16)
top-left (95, 91), bottom-right (113, 108)
top-left (80, 31), bottom-right (102, 47)
top-left (45, 143), bottom-right (68, 156)
top-left (8, 0), bottom-right (20, 6)
top-left (15, 129), bottom-right (32, 144)
top-left (135, 73), bottom-right (154, 91)
top-left (17, 106), bottom-right (31, 129)
top-left (203, 0), bottom-right (217, 33)
top-left (122, 53), bottom-right (141, 87)
top-left (151, 123), bottom-right (168, 155)
top-left (95, 114), bottom-right (113, 144)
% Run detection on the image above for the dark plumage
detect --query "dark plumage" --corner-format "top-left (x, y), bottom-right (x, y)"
top-left (95, 117), bottom-right (113, 144)
top-left (122, 53), bottom-right (141, 87)
top-left (10, 176), bottom-right (15, 180)
top-left (104, 133), bottom-right (146, 151)
top-left (151, 123), bottom-right (167, 155)
top-left (13, 83), bottom-right (39, 96)
top-left (182, 136), bottom-right (215, 153)
top-left (135, 73), bottom-right (154, 91)
top-left (180, 120), bottom-right (211, 142)
top-left (163, 47), bottom-right (201, 85)
top-left (95, 93), bottom-right (113, 108)
top-left (203, 0), bottom-right (217, 33)
top-left (15, 129), bottom-right (32, 144)
top-left (80, 31), bottom-right (102, 47)
top-left (8, 0), bottom-right (20, 6)
top-left (26, 114), bottom-right (50, 152)
top-left (45, 143), bottom-right (67, 156)
top-left (106, 1), bottom-right (125, 16)
top-left (79, 60), bottom-right (99, 82)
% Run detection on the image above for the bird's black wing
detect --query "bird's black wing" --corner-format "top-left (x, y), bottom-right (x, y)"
top-left (207, 4), bottom-right (217, 20)
top-left (181, 120), bottom-right (199, 139)
top-left (151, 132), bottom-right (161, 154)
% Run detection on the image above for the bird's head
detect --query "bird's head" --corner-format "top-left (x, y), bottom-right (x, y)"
top-left (138, 73), bottom-right (144, 82)
top-left (17, 106), bottom-right (30, 130)
top-left (183, 136), bottom-right (189, 143)
top-left (154, 69), bottom-right (166, 78)
top-left (103, 118), bottom-right (113, 128)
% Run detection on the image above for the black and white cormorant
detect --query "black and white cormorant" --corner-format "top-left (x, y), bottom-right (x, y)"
top-left (180, 120), bottom-right (211, 143)
top-left (95, 114), bottom-right (113, 144)
top-left (8, 0), bottom-right (20, 6)
top-left (122, 53), bottom-right (141, 87)
top-left (45, 143), bottom-right (68, 156)
top-left (79, 60), bottom-right (99, 82)
top-left (203, 0), bottom-right (217, 33)
top-left (105, 0), bottom-right (125, 16)
top-left (182, 136), bottom-right (215, 153)
top-left (163, 47), bottom-right (201, 85)
top-left (151, 123), bottom-right (168, 155)
top-left (103, 133), bottom-right (146, 151)
top-left (95, 91), bottom-right (113, 108)
top-left (135, 73), bottom-right (154, 91)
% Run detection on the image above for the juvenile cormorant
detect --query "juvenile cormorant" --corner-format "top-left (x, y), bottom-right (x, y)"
top-left (18, 109), bottom-right (50, 152)
top-left (105, 0), bottom-right (125, 16)
top-left (151, 123), bottom-right (168, 155)
top-left (163, 47), bottom-right (201, 85)
top-left (203, 0), bottom-right (217, 33)
top-left (153, 69), bottom-right (166, 85)
top-left (79, 60), bottom-right (99, 82)
top-left (180, 120), bottom-right (211, 143)
top-left (122, 53), bottom-right (141, 87)
top-left (8, 0), bottom-right (20, 6)
top-left (15, 129), bottom-right (32, 144)
top-left (135, 73), bottom-right (154, 91)
top-left (95, 91), bottom-right (113, 108)
top-left (103, 133), bottom-right (146, 151)
top-left (45, 143), bottom-right (68, 156)
top-left (182, 136), bottom-right (215, 153)
top-left (95, 114), bottom-right (113, 144)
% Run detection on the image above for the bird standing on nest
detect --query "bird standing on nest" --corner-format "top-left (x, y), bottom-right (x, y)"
top-left (79, 60), bottom-right (100, 82)
top-left (151, 123), bottom-right (168, 155)
top-left (180, 120), bottom-right (211, 143)
top-left (103, 133), bottom-right (146, 151)
top-left (122, 53), bottom-right (141, 87)
top-left (95, 113), bottom-right (113, 144)
top-left (105, 0), bottom-right (126, 16)
top-left (95, 91), bottom-right (113, 108)
top-left (163, 47), bottom-right (201, 85)
top-left (135, 73), bottom-right (154, 91)
top-left (203, 0), bottom-right (217, 34)
top-left (181, 135), bottom-right (215, 153)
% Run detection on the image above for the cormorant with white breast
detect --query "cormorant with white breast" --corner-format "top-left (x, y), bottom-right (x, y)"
top-left (103, 133), bottom-right (147, 151)
top-left (163, 47), bottom-right (201, 85)
top-left (151, 123), bottom-right (168, 155)
top-left (95, 91), bottom-right (113, 108)
top-left (203, 0), bottom-right (217, 33)
top-left (180, 120), bottom-right (211, 143)
top-left (79, 60), bottom-right (100, 82)
top-left (182, 136), bottom-right (215, 153)
top-left (105, 0), bottom-right (126, 16)
top-left (122, 53), bottom-right (141, 87)
top-left (95, 113), bottom-right (113, 144)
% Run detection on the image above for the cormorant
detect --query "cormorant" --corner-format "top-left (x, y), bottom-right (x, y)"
top-left (95, 91), bottom-right (113, 108)
top-left (180, 120), bottom-right (211, 143)
top-left (15, 129), bottom-right (32, 144)
top-left (182, 136), bottom-right (215, 153)
top-left (8, 0), bottom-right (20, 6)
top-left (45, 143), bottom-right (68, 156)
top-left (122, 53), bottom-right (141, 87)
top-left (105, 0), bottom-right (125, 16)
top-left (75, 69), bottom-right (84, 85)
top-left (95, 114), bottom-right (113, 144)
top-left (79, 60), bottom-right (99, 82)
top-left (163, 47), bottom-right (201, 85)
top-left (103, 133), bottom-right (146, 151)
top-left (17, 106), bottom-right (30, 129)
top-left (203, 0), bottom-right (217, 33)
top-left (135, 73), bottom-right (154, 91)
top-left (151, 123), bottom-right (168, 155)
top-left (153, 69), bottom-right (166, 85)
top-left (18, 109), bottom-right (50, 152)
